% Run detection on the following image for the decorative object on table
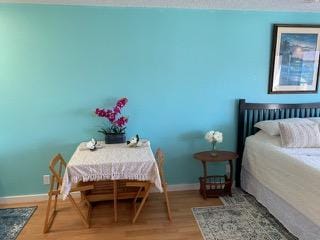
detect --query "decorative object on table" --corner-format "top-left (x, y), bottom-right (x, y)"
top-left (193, 151), bottom-right (238, 199)
top-left (95, 97), bottom-right (128, 144)
top-left (86, 138), bottom-right (97, 151)
top-left (0, 206), bottom-right (37, 240)
top-left (126, 134), bottom-right (141, 147)
top-left (192, 190), bottom-right (297, 240)
top-left (204, 130), bottom-right (223, 156)
top-left (269, 24), bottom-right (320, 94)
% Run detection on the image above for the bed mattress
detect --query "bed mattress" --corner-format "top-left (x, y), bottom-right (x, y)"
top-left (241, 131), bottom-right (320, 227)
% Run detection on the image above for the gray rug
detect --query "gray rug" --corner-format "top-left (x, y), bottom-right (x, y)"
top-left (192, 190), bottom-right (297, 240)
top-left (0, 207), bottom-right (37, 240)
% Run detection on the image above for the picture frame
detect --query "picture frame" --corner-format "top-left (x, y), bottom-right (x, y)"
top-left (268, 24), bottom-right (320, 94)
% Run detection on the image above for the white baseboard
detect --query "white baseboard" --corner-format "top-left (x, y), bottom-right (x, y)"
top-left (0, 193), bottom-right (49, 205)
top-left (167, 183), bottom-right (199, 191)
top-left (0, 183), bottom-right (200, 205)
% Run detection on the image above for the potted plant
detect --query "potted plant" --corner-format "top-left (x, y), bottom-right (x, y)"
top-left (95, 97), bottom-right (128, 144)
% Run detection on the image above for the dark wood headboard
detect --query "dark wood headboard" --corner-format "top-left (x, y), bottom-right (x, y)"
top-left (236, 99), bottom-right (320, 187)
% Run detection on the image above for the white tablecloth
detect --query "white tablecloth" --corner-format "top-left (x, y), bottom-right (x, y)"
top-left (60, 141), bottom-right (163, 199)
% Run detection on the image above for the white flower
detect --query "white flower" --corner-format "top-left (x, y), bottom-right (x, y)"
top-left (205, 131), bottom-right (215, 143)
top-left (205, 130), bottom-right (223, 143)
top-left (213, 131), bottom-right (223, 143)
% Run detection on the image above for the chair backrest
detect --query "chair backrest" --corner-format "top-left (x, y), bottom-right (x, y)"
top-left (49, 154), bottom-right (67, 186)
top-left (155, 148), bottom-right (166, 184)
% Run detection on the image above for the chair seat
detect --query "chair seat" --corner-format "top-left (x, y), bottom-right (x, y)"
top-left (49, 182), bottom-right (94, 196)
top-left (126, 181), bottom-right (149, 187)
top-left (71, 182), bottom-right (94, 192)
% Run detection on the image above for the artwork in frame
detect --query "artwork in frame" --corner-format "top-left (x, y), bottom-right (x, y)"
top-left (269, 24), bottom-right (320, 94)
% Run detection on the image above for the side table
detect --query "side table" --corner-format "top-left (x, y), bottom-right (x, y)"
top-left (193, 151), bottom-right (238, 199)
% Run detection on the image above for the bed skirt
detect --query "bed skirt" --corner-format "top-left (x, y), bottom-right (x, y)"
top-left (241, 168), bottom-right (320, 240)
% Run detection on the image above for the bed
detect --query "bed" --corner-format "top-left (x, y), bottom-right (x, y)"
top-left (236, 99), bottom-right (320, 240)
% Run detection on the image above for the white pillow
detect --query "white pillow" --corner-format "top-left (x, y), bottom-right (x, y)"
top-left (279, 121), bottom-right (320, 148)
top-left (254, 118), bottom-right (313, 136)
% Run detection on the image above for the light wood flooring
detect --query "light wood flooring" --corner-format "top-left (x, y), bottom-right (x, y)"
top-left (1, 190), bottom-right (222, 240)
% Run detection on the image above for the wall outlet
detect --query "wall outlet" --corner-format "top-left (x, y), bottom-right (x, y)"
top-left (43, 175), bottom-right (50, 185)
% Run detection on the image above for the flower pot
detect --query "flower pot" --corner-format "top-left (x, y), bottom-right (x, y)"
top-left (105, 133), bottom-right (126, 144)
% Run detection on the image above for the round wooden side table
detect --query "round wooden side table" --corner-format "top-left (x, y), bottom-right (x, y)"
top-left (193, 151), bottom-right (238, 199)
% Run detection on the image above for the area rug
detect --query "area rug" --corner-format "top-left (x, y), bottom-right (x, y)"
top-left (192, 190), bottom-right (297, 240)
top-left (0, 207), bottom-right (37, 240)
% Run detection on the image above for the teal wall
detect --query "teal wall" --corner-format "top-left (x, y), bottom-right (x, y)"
top-left (1, 4), bottom-right (320, 196)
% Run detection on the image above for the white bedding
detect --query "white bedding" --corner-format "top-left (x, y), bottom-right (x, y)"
top-left (242, 131), bottom-right (320, 227)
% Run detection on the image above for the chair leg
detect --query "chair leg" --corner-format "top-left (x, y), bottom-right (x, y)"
top-left (67, 194), bottom-right (90, 228)
top-left (113, 180), bottom-right (118, 223)
top-left (81, 192), bottom-right (92, 227)
top-left (53, 194), bottom-right (58, 212)
top-left (85, 199), bottom-right (93, 227)
top-left (87, 204), bottom-right (92, 226)
top-left (132, 183), bottom-right (151, 224)
top-left (132, 186), bottom-right (143, 215)
top-left (163, 184), bottom-right (172, 222)
top-left (43, 193), bottom-right (57, 233)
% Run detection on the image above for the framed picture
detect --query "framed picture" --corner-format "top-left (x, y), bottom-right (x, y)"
top-left (269, 24), bottom-right (320, 94)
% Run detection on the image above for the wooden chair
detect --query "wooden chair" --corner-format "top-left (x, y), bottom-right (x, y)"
top-left (127, 148), bottom-right (172, 223)
top-left (82, 180), bottom-right (144, 223)
top-left (43, 154), bottom-right (94, 233)
top-left (155, 148), bottom-right (172, 222)
top-left (126, 180), bottom-right (152, 223)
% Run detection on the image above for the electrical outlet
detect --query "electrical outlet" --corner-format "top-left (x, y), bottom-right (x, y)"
top-left (43, 175), bottom-right (50, 185)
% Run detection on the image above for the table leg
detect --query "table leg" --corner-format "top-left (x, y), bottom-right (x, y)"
top-left (113, 180), bottom-right (118, 222)
top-left (201, 161), bottom-right (207, 199)
top-left (228, 160), bottom-right (233, 197)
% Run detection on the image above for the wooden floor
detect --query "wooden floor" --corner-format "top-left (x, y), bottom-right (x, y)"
top-left (1, 190), bottom-right (222, 240)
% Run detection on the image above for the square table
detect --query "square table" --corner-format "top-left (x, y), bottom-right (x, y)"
top-left (60, 141), bottom-right (163, 200)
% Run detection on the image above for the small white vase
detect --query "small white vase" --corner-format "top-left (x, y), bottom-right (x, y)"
top-left (210, 142), bottom-right (218, 156)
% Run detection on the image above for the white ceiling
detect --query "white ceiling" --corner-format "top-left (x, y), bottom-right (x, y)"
top-left (1, 0), bottom-right (320, 12)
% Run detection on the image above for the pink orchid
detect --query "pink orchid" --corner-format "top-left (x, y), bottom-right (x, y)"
top-left (113, 106), bottom-right (121, 114)
top-left (95, 98), bottom-right (129, 134)
top-left (115, 116), bottom-right (128, 127)
top-left (116, 98), bottom-right (128, 108)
